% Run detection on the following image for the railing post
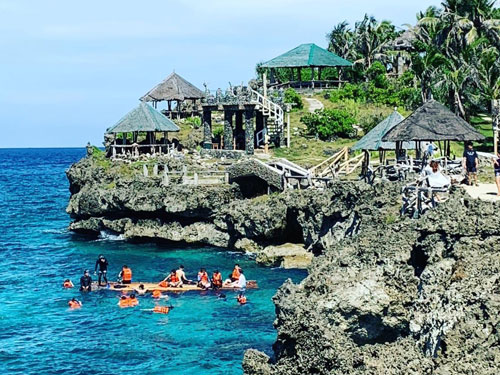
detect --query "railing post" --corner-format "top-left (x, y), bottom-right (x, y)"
top-left (143, 164), bottom-right (148, 177)
top-left (194, 172), bottom-right (198, 185)
top-left (153, 164), bottom-right (158, 176)
top-left (224, 172), bottom-right (229, 184)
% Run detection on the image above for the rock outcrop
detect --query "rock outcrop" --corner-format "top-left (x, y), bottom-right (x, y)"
top-left (242, 191), bottom-right (500, 375)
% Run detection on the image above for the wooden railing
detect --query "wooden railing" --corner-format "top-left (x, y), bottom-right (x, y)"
top-left (250, 88), bottom-right (284, 135)
top-left (142, 165), bottom-right (229, 186)
top-left (111, 144), bottom-right (175, 158)
top-left (309, 147), bottom-right (364, 178)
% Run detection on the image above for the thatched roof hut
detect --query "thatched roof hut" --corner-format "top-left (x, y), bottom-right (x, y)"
top-left (382, 100), bottom-right (485, 142)
top-left (140, 72), bottom-right (204, 102)
top-left (107, 102), bottom-right (179, 134)
top-left (352, 110), bottom-right (415, 151)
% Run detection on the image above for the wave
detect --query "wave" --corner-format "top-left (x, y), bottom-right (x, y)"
top-left (95, 230), bottom-right (125, 242)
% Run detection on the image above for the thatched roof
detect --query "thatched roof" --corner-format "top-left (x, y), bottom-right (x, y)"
top-left (352, 110), bottom-right (415, 151)
top-left (140, 72), bottom-right (204, 102)
top-left (392, 29), bottom-right (416, 50)
top-left (260, 43), bottom-right (352, 68)
top-left (106, 103), bottom-right (180, 133)
top-left (382, 100), bottom-right (485, 142)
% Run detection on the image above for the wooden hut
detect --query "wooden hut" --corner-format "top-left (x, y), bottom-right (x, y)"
top-left (259, 43), bottom-right (352, 90)
top-left (106, 102), bottom-right (180, 157)
top-left (140, 72), bottom-right (205, 119)
top-left (382, 100), bottom-right (485, 157)
top-left (352, 109), bottom-right (415, 165)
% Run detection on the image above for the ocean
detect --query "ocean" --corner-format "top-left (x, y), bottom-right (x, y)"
top-left (0, 148), bottom-right (306, 375)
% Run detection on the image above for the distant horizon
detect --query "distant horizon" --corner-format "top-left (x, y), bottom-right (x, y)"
top-left (1, 0), bottom-right (444, 148)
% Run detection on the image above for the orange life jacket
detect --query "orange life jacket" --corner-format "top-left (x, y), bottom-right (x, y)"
top-left (152, 290), bottom-right (162, 298)
top-left (200, 272), bottom-right (208, 283)
top-left (238, 296), bottom-right (247, 304)
top-left (119, 298), bottom-right (130, 308)
top-left (153, 306), bottom-right (170, 314)
top-left (158, 280), bottom-right (167, 288)
top-left (231, 268), bottom-right (240, 280)
top-left (170, 274), bottom-right (179, 283)
top-left (212, 273), bottom-right (222, 285)
top-left (128, 298), bottom-right (138, 306)
top-left (63, 281), bottom-right (73, 288)
top-left (122, 267), bottom-right (132, 281)
top-left (68, 300), bottom-right (81, 309)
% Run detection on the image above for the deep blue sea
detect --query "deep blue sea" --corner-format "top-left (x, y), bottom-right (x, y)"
top-left (0, 148), bottom-right (306, 375)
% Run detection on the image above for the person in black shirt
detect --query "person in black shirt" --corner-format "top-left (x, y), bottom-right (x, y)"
top-left (80, 270), bottom-right (92, 292)
top-left (492, 151), bottom-right (500, 196)
top-left (462, 143), bottom-right (479, 186)
top-left (94, 254), bottom-right (109, 286)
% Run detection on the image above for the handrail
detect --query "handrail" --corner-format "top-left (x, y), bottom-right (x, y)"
top-left (309, 147), bottom-right (348, 175)
top-left (249, 88), bottom-right (284, 132)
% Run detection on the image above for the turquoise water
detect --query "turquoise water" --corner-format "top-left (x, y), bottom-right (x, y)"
top-left (0, 148), bottom-right (306, 374)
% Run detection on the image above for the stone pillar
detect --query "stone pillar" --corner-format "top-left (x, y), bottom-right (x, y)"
top-left (235, 111), bottom-right (243, 150)
top-left (223, 110), bottom-right (233, 150)
top-left (244, 108), bottom-right (255, 155)
top-left (202, 109), bottom-right (212, 149)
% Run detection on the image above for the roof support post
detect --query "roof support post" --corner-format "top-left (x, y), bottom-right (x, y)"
top-left (263, 71), bottom-right (267, 98)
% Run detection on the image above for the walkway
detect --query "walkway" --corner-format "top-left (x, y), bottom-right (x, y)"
top-left (463, 184), bottom-right (500, 202)
top-left (304, 98), bottom-right (324, 113)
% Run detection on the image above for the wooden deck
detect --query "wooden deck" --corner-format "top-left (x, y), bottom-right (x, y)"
top-left (93, 281), bottom-right (258, 293)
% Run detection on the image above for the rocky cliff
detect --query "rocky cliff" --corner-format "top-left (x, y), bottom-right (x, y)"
top-left (67, 154), bottom-right (401, 267)
top-left (243, 191), bottom-right (500, 374)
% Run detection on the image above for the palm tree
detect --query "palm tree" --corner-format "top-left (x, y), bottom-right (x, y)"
top-left (327, 21), bottom-right (354, 60)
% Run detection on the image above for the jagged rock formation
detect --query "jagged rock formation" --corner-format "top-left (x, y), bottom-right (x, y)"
top-left (67, 155), bottom-right (399, 265)
top-left (243, 190), bottom-right (500, 375)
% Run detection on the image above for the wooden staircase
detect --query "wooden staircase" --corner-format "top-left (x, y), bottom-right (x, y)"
top-left (250, 89), bottom-right (284, 146)
top-left (309, 147), bottom-right (364, 178)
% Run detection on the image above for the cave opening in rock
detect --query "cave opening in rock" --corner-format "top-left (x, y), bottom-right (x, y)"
top-left (232, 176), bottom-right (269, 198)
top-left (284, 208), bottom-right (305, 244)
top-left (409, 244), bottom-right (428, 277)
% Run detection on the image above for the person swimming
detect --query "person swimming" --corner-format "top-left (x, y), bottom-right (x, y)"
top-left (133, 284), bottom-right (147, 295)
top-left (237, 293), bottom-right (247, 305)
top-left (68, 298), bottom-right (82, 309)
top-left (152, 306), bottom-right (172, 314)
top-left (63, 279), bottom-right (74, 288)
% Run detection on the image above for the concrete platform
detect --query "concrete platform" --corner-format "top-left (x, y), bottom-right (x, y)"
top-left (463, 184), bottom-right (500, 202)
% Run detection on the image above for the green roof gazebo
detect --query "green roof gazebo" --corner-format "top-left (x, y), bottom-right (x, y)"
top-left (259, 43), bottom-right (352, 91)
top-left (106, 102), bottom-right (180, 157)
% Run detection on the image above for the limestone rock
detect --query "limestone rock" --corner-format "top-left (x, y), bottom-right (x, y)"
top-left (256, 243), bottom-right (312, 269)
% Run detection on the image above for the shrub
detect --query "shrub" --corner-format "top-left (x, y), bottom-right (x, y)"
top-left (301, 108), bottom-right (356, 141)
top-left (185, 116), bottom-right (202, 128)
top-left (284, 88), bottom-right (303, 110)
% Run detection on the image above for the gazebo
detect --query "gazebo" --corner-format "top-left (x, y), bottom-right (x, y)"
top-left (352, 109), bottom-right (415, 165)
top-left (259, 43), bottom-right (352, 91)
top-left (140, 72), bottom-right (205, 119)
top-left (382, 100), bottom-right (485, 158)
top-left (106, 102), bottom-right (180, 157)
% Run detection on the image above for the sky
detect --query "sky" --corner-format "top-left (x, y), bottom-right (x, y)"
top-left (0, 0), bottom-right (443, 148)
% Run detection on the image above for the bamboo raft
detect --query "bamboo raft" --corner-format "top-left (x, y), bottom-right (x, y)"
top-left (92, 281), bottom-right (258, 293)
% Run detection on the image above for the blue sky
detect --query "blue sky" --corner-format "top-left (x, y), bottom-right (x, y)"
top-left (0, 0), bottom-right (442, 148)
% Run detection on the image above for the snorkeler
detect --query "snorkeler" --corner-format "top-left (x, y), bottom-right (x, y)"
top-left (94, 254), bottom-right (109, 286)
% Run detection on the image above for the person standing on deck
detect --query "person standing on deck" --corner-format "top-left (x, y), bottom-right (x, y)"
top-left (80, 270), bottom-right (92, 292)
top-left (94, 254), bottom-right (109, 286)
top-left (492, 151), bottom-right (500, 196)
top-left (463, 143), bottom-right (479, 186)
top-left (118, 265), bottom-right (132, 284)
